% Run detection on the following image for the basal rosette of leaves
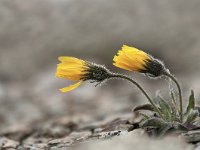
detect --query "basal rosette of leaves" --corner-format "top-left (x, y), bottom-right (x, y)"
top-left (133, 90), bottom-right (199, 136)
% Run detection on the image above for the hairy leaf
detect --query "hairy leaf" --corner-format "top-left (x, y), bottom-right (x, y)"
top-left (170, 90), bottom-right (177, 105)
top-left (186, 90), bottom-right (195, 114)
top-left (157, 96), bottom-right (172, 121)
top-left (140, 117), bottom-right (167, 128)
top-left (157, 125), bottom-right (173, 136)
top-left (184, 109), bottom-right (199, 124)
top-left (139, 112), bottom-right (151, 120)
top-left (133, 104), bottom-right (155, 112)
top-left (170, 91), bottom-right (180, 115)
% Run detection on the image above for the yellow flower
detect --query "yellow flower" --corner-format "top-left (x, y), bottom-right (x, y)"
top-left (113, 45), bottom-right (165, 77)
top-left (56, 56), bottom-right (111, 92)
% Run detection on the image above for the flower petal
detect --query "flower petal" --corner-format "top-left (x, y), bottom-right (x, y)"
top-left (59, 81), bottom-right (82, 92)
top-left (56, 56), bottom-right (88, 81)
top-left (58, 57), bottom-right (85, 65)
top-left (113, 45), bottom-right (151, 72)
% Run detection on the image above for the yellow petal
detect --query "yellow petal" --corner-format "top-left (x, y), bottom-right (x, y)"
top-left (56, 56), bottom-right (88, 81)
top-left (59, 81), bottom-right (82, 92)
top-left (113, 45), bottom-right (151, 72)
top-left (58, 57), bottom-right (85, 65)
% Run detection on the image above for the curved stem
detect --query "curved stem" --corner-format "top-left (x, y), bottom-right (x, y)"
top-left (110, 73), bottom-right (164, 119)
top-left (163, 71), bottom-right (183, 122)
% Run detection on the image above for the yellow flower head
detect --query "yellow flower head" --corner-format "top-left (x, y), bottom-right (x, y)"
top-left (56, 57), bottom-right (111, 92)
top-left (113, 45), bottom-right (165, 77)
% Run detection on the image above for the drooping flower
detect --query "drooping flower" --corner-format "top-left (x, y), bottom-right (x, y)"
top-left (113, 45), bottom-right (166, 77)
top-left (56, 56), bottom-right (111, 92)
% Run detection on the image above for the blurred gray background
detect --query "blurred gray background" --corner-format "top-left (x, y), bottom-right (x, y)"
top-left (0, 0), bottom-right (200, 132)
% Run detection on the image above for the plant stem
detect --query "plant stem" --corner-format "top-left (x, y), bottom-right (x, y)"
top-left (163, 71), bottom-right (183, 122)
top-left (110, 73), bottom-right (164, 119)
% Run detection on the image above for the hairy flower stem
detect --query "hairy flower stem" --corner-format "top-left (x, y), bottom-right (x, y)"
top-left (109, 73), bottom-right (164, 120)
top-left (163, 71), bottom-right (183, 122)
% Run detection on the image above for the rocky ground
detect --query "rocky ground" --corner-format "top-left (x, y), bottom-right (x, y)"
top-left (0, 111), bottom-right (200, 150)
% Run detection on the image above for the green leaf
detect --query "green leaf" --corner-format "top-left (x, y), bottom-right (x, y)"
top-left (139, 112), bottom-right (151, 120)
top-left (158, 122), bottom-right (188, 136)
top-left (170, 90), bottom-right (176, 105)
top-left (133, 104), bottom-right (155, 112)
top-left (140, 117), bottom-right (167, 128)
top-left (170, 108), bottom-right (177, 122)
top-left (157, 96), bottom-right (172, 121)
top-left (184, 109), bottom-right (199, 124)
top-left (157, 125), bottom-right (172, 137)
top-left (186, 90), bottom-right (195, 114)
top-left (169, 90), bottom-right (181, 117)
